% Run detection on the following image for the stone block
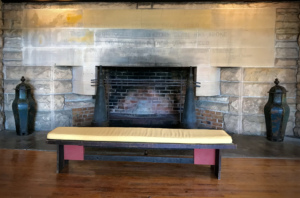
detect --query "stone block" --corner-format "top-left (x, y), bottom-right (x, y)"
top-left (12, 21), bottom-right (22, 29)
top-left (3, 10), bottom-right (22, 20)
top-left (223, 114), bottom-right (239, 133)
top-left (52, 29), bottom-right (94, 46)
top-left (243, 83), bottom-right (296, 98)
top-left (65, 94), bottom-right (93, 101)
top-left (220, 82), bottom-right (240, 96)
top-left (3, 29), bottom-right (22, 37)
top-left (275, 41), bottom-right (298, 48)
top-left (95, 29), bottom-right (197, 48)
top-left (276, 29), bottom-right (299, 34)
top-left (83, 9), bottom-right (211, 29)
top-left (31, 81), bottom-right (51, 94)
top-left (23, 9), bottom-right (83, 28)
top-left (3, 19), bottom-right (12, 29)
top-left (34, 111), bottom-right (52, 131)
top-left (3, 51), bottom-right (22, 61)
top-left (286, 121), bottom-right (295, 136)
top-left (243, 68), bottom-right (296, 83)
top-left (276, 34), bottom-right (298, 41)
top-left (54, 81), bottom-right (72, 94)
top-left (5, 80), bottom-right (72, 94)
top-left (3, 3), bottom-right (24, 10)
top-left (229, 97), bottom-right (240, 113)
top-left (198, 96), bottom-right (229, 103)
top-left (242, 98), bottom-right (267, 114)
top-left (275, 58), bottom-right (297, 67)
top-left (276, 13), bottom-right (299, 22)
top-left (35, 95), bottom-right (51, 111)
top-left (4, 80), bottom-right (19, 94)
top-left (55, 95), bottom-right (65, 110)
top-left (0, 113), bottom-right (4, 131)
top-left (276, 8), bottom-right (298, 14)
top-left (54, 66), bottom-right (72, 80)
top-left (64, 101), bottom-right (95, 110)
top-left (220, 68), bottom-right (241, 81)
top-left (211, 47), bottom-right (274, 67)
top-left (23, 29), bottom-right (52, 47)
top-left (276, 22), bottom-right (299, 29)
top-left (196, 101), bottom-right (228, 112)
top-left (4, 111), bottom-right (15, 130)
top-left (23, 48), bottom-right (83, 66)
top-left (55, 110), bottom-right (72, 128)
top-left (293, 127), bottom-right (300, 137)
top-left (84, 47), bottom-right (210, 67)
top-left (5, 66), bottom-right (51, 80)
top-left (4, 37), bottom-right (22, 49)
top-left (3, 60), bottom-right (22, 67)
top-left (242, 115), bottom-right (266, 135)
top-left (4, 94), bottom-right (14, 111)
top-left (35, 95), bottom-right (64, 111)
top-left (276, 48), bottom-right (298, 58)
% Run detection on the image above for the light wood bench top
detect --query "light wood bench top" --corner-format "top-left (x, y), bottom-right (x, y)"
top-left (47, 127), bottom-right (233, 144)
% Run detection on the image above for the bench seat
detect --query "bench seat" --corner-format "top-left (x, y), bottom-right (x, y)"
top-left (47, 127), bottom-right (236, 179)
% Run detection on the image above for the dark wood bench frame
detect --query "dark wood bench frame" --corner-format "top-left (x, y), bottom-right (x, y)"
top-left (47, 139), bottom-right (236, 180)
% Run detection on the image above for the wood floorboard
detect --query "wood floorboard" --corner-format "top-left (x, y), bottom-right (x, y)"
top-left (0, 149), bottom-right (300, 198)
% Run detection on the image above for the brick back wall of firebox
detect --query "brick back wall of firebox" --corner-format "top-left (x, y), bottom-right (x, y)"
top-left (103, 67), bottom-right (188, 115)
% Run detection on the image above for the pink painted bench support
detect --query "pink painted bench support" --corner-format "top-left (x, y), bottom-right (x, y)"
top-left (53, 142), bottom-right (233, 180)
top-left (194, 149), bottom-right (221, 179)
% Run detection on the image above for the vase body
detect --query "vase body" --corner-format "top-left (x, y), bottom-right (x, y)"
top-left (12, 77), bottom-right (36, 135)
top-left (264, 79), bottom-right (290, 142)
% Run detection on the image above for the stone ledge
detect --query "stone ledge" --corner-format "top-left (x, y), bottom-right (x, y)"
top-left (5, 66), bottom-right (51, 80)
top-left (4, 80), bottom-right (72, 94)
top-left (196, 101), bottom-right (229, 113)
top-left (276, 34), bottom-right (298, 41)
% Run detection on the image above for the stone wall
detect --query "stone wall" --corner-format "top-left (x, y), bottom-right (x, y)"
top-left (0, 1), bottom-right (4, 131)
top-left (294, 5), bottom-right (300, 137)
top-left (1, 2), bottom-right (300, 137)
top-left (2, 2), bottom-right (76, 130)
top-left (197, 7), bottom-right (299, 136)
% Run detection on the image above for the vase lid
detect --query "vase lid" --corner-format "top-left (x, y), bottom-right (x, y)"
top-left (268, 78), bottom-right (287, 94)
top-left (15, 76), bottom-right (31, 91)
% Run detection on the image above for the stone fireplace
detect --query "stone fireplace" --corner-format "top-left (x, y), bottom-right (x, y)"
top-left (0, 1), bottom-right (299, 138)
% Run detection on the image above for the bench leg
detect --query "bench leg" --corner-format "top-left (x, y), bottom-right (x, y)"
top-left (57, 145), bottom-right (68, 173)
top-left (194, 149), bottom-right (221, 179)
top-left (214, 149), bottom-right (221, 180)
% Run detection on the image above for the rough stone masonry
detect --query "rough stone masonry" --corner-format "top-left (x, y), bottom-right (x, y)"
top-left (0, 2), bottom-right (299, 138)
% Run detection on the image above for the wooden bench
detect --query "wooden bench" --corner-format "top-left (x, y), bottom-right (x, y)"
top-left (46, 127), bottom-right (236, 179)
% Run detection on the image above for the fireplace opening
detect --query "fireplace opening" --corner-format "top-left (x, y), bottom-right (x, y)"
top-left (102, 67), bottom-right (191, 128)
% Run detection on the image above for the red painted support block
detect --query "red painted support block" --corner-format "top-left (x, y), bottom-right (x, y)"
top-left (64, 145), bottom-right (84, 160)
top-left (194, 149), bottom-right (215, 165)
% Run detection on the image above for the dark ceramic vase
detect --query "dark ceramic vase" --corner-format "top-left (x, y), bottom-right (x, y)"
top-left (264, 78), bottom-right (290, 142)
top-left (12, 76), bottom-right (36, 136)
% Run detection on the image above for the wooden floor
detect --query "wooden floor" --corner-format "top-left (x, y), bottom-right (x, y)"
top-left (0, 149), bottom-right (300, 198)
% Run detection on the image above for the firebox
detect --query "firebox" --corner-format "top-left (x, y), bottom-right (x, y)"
top-left (102, 67), bottom-right (192, 128)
